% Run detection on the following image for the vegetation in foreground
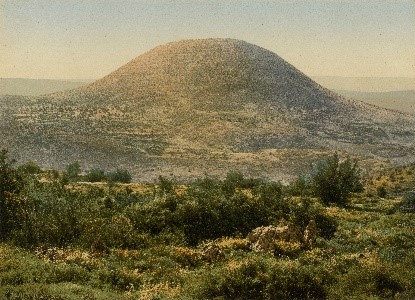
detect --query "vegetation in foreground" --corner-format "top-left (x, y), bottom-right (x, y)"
top-left (0, 149), bottom-right (414, 299)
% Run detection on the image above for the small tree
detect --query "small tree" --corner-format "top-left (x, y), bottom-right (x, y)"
top-left (311, 154), bottom-right (362, 206)
top-left (157, 175), bottom-right (175, 194)
top-left (65, 162), bottom-right (82, 182)
top-left (221, 171), bottom-right (245, 198)
top-left (0, 149), bottom-right (21, 240)
top-left (288, 176), bottom-right (312, 196)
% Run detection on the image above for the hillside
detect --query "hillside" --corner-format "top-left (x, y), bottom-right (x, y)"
top-left (1, 38), bottom-right (415, 180)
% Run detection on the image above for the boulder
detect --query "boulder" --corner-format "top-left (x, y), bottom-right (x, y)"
top-left (303, 220), bottom-right (318, 247)
top-left (247, 224), bottom-right (302, 253)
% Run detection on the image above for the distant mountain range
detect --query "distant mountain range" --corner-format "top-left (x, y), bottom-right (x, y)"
top-left (333, 90), bottom-right (415, 114)
top-left (1, 39), bottom-right (414, 180)
top-left (0, 78), bottom-right (92, 96)
top-left (312, 76), bottom-right (415, 93)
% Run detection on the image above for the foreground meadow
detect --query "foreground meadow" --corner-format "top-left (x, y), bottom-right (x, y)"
top-left (0, 153), bottom-right (414, 299)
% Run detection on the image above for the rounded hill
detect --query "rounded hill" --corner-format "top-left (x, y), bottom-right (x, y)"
top-left (2, 38), bottom-right (415, 180)
top-left (71, 38), bottom-right (346, 112)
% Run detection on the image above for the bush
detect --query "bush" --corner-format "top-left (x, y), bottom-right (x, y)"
top-left (333, 263), bottom-right (404, 299)
top-left (125, 175), bottom-right (289, 246)
top-left (0, 149), bottom-right (23, 240)
top-left (107, 169), bottom-right (132, 184)
top-left (17, 161), bottom-right (42, 175)
top-left (156, 176), bottom-right (175, 195)
top-left (287, 176), bottom-right (312, 196)
top-left (398, 192), bottom-right (415, 212)
top-left (376, 185), bottom-right (387, 198)
top-left (64, 162), bottom-right (82, 182)
top-left (85, 169), bottom-right (107, 182)
top-left (288, 197), bottom-right (337, 238)
top-left (311, 154), bottom-right (362, 206)
top-left (187, 256), bottom-right (328, 299)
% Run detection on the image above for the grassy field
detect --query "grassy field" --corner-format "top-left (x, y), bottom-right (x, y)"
top-left (0, 160), bottom-right (414, 299)
top-left (0, 195), bottom-right (414, 299)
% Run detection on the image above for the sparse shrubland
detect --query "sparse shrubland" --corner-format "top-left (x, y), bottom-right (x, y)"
top-left (0, 150), bottom-right (414, 299)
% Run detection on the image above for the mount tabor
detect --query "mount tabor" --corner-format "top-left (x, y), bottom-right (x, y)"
top-left (1, 39), bottom-right (414, 180)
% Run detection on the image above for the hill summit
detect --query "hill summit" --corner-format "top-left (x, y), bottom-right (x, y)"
top-left (1, 38), bottom-right (415, 180)
top-left (67, 38), bottom-right (347, 112)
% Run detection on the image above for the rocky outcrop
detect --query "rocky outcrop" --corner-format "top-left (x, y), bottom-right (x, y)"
top-left (247, 224), bottom-right (302, 253)
top-left (303, 220), bottom-right (318, 248)
top-left (247, 221), bottom-right (320, 253)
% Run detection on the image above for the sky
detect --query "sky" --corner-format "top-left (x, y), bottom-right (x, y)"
top-left (1, 0), bottom-right (414, 80)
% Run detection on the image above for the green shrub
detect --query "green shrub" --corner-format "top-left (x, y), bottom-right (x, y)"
top-left (398, 192), bottom-right (415, 212)
top-left (287, 176), bottom-right (312, 197)
top-left (266, 264), bottom-right (328, 299)
top-left (288, 197), bottom-right (336, 238)
top-left (97, 266), bottom-right (140, 291)
top-left (376, 185), bottom-right (387, 198)
top-left (17, 161), bottom-right (42, 175)
top-left (0, 149), bottom-right (24, 240)
top-left (107, 169), bottom-right (132, 184)
top-left (332, 263), bottom-right (404, 299)
top-left (85, 169), bottom-right (107, 182)
top-left (64, 162), bottom-right (82, 182)
top-left (156, 176), bottom-right (175, 195)
top-left (188, 257), bottom-right (269, 299)
top-left (187, 256), bottom-right (328, 300)
top-left (311, 154), bottom-right (362, 206)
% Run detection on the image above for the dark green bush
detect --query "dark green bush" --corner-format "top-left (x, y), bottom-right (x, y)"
top-left (64, 162), bottom-right (82, 182)
top-left (97, 265), bottom-right (140, 291)
top-left (287, 176), bottom-right (312, 196)
top-left (85, 169), bottom-right (107, 182)
top-left (398, 192), bottom-right (415, 212)
top-left (17, 161), bottom-right (42, 175)
top-left (333, 264), bottom-right (404, 299)
top-left (107, 169), bottom-right (132, 184)
top-left (0, 149), bottom-right (24, 240)
top-left (125, 174), bottom-right (289, 246)
top-left (156, 176), bottom-right (175, 195)
top-left (376, 185), bottom-right (387, 198)
top-left (311, 154), bottom-right (362, 206)
top-left (266, 264), bottom-right (328, 299)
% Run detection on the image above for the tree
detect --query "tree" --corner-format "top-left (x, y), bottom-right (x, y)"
top-left (65, 162), bottom-right (82, 182)
top-left (0, 149), bottom-right (21, 240)
top-left (311, 154), bottom-right (362, 206)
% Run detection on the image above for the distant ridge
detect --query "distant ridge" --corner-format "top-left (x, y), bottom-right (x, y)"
top-left (312, 76), bottom-right (415, 93)
top-left (333, 90), bottom-right (415, 114)
top-left (1, 38), bottom-right (415, 180)
top-left (0, 78), bottom-right (92, 96)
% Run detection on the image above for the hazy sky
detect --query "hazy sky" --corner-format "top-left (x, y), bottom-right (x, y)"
top-left (1, 0), bottom-right (414, 80)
